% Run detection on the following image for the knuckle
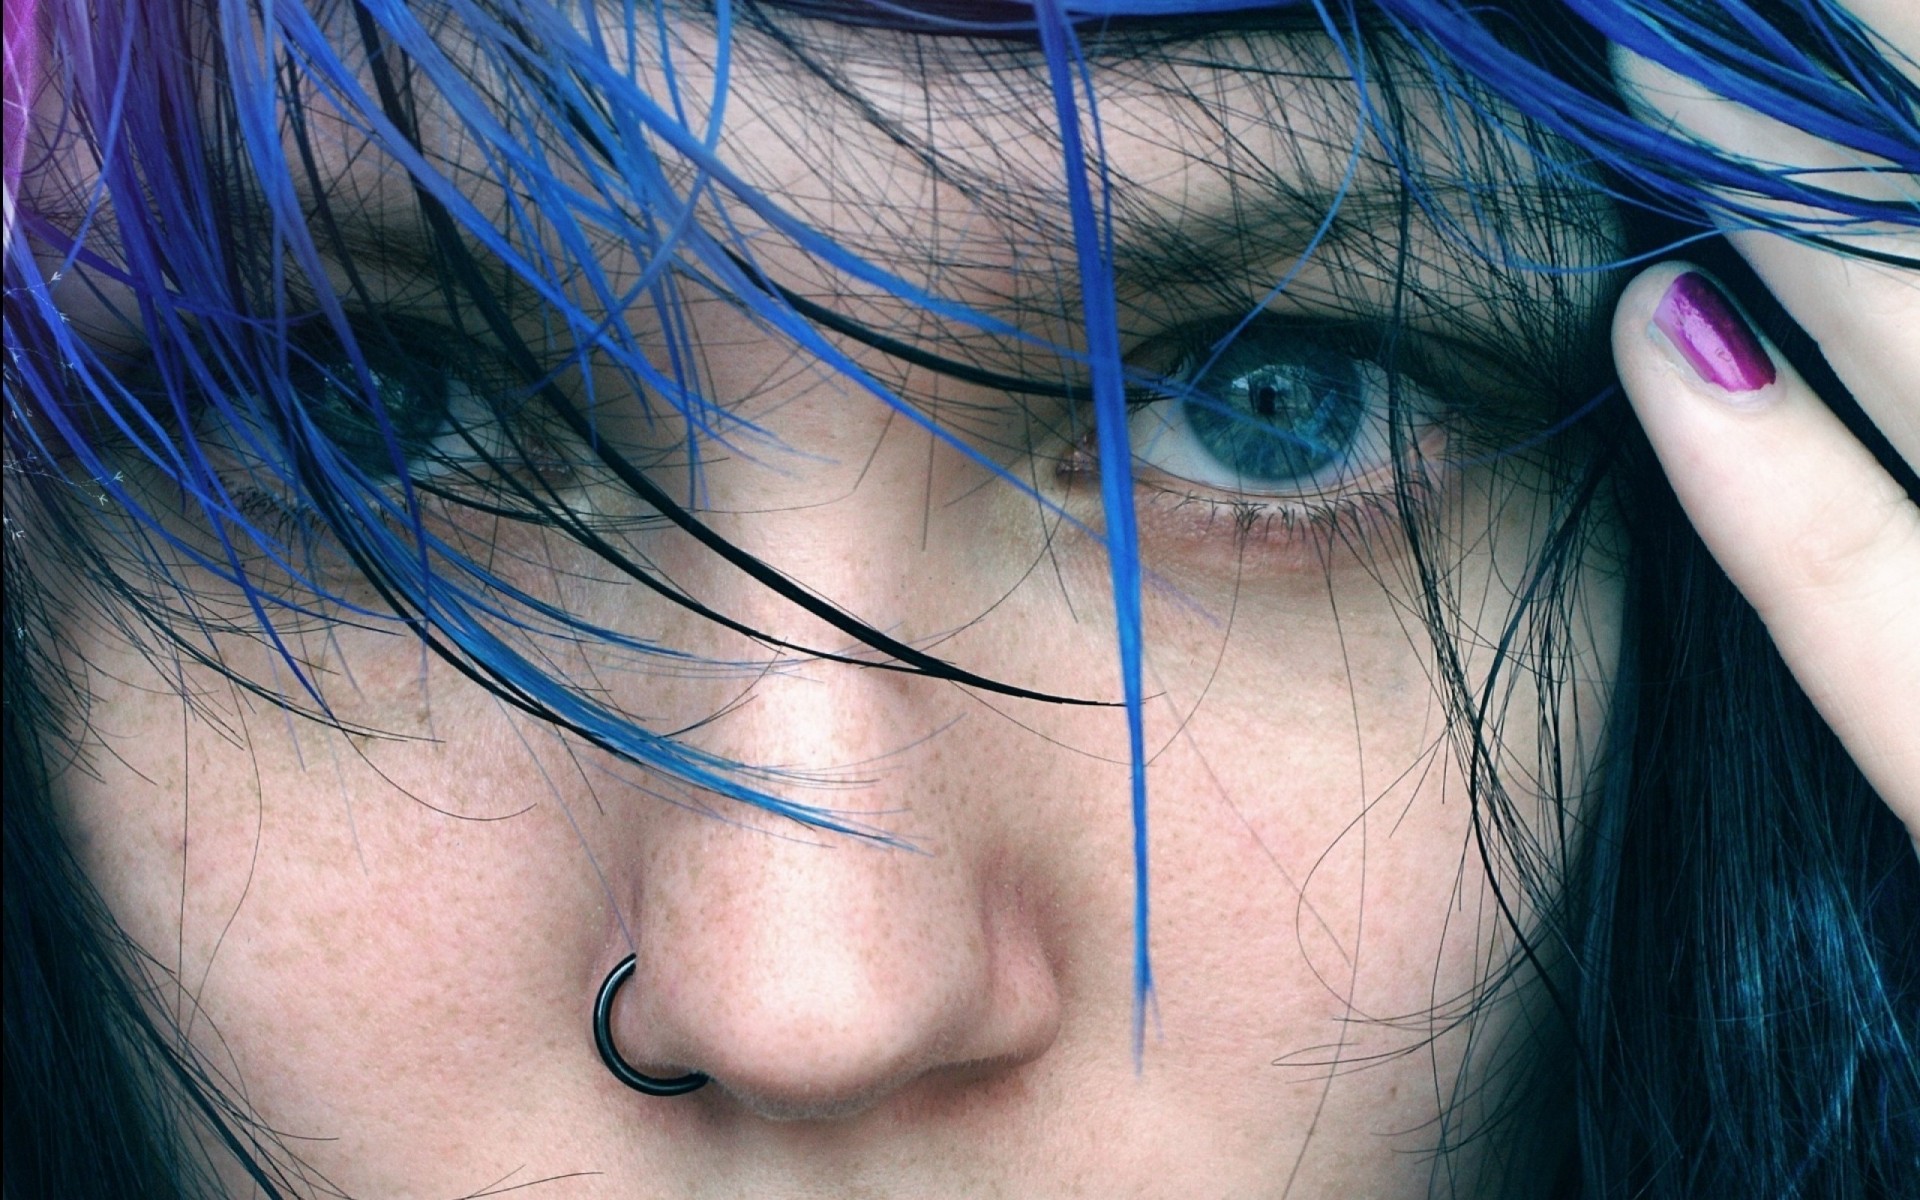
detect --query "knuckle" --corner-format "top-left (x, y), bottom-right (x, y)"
top-left (1770, 487), bottom-right (1920, 602)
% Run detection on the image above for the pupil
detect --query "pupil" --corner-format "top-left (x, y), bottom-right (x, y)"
top-left (297, 351), bottom-right (451, 473)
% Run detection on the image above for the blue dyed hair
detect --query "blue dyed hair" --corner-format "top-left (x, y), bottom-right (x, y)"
top-left (5, 1), bottom-right (1916, 1196)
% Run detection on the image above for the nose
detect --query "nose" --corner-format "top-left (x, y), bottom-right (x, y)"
top-left (609, 670), bottom-right (1064, 1121)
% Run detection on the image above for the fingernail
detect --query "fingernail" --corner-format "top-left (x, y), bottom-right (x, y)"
top-left (1650, 272), bottom-right (1777, 395)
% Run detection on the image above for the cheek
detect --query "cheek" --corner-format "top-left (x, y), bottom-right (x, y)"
top-left (40, 410), bottom-right (1619, 1193)
top-left (49, 624), bottom-right (615, 1149)
top-left (1128, 461), bottom-right (1620, 1080)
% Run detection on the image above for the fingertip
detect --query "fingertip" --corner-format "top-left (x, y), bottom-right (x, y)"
top-left (1611, 262), bottom-right (1694, 370)
top-left (1614, 263), bottom-right (1786, 414)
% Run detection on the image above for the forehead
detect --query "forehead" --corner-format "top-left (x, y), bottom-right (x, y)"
top-left (647, 12), bottom-right (1612, 338)
top-left (290, 5), bottom-right (1615, 383)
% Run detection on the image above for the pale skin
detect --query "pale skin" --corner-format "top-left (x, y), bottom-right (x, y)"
top-left (1610, 0), bottom-right (1920, 858)
top-left (22, 3), bottom-right (1917, 1198)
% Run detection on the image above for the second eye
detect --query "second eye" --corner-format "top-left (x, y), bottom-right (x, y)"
top-left (283, 324), bottom-right (514, 480)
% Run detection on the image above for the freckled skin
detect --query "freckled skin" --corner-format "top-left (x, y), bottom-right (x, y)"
top-left (43, 12), bottom-right (1621, 1199)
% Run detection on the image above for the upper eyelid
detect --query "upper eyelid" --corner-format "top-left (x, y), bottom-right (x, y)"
top-left (1130, 354), bottom-right (1406, 451)
top-left (1121, 314), bottom-right (1384, 391)
top-left (1125, 310), bottom-right (1585, 446)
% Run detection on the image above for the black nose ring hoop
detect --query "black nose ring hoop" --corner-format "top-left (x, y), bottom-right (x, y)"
top-left (593, 954), bottom-right (710, 1096)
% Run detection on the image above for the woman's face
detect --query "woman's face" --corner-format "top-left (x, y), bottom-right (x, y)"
top-left (45, 8), bottom-right (1621, 1197)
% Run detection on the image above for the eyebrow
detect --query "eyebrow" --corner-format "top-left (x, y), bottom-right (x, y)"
top-left (295, 16), bottom-right (1617, 405)
top-left (310, 168), bottom-right (1614, 418)
top-left (1114, 181), bottom-right (1617, 341)
top-left (748, 0), bottom-right (1043, 36)
top-left (733, 23), bottom-right (1617, 382)
top-left (740, 0), bottom-right (1329, 41)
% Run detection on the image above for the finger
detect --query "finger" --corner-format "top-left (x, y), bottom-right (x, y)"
top-left (1730, 239), bottom-right (1920, 469)
top-left (1610, 40), bottom-right (1920, 469)
top-left (1615, 263), bottom-right (1920, 845)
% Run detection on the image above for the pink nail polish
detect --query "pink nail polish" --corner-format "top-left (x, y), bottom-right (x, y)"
top-left (1650, 272), bottom-right (1777, 394)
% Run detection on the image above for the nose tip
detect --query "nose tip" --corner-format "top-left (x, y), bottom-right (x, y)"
top-left (682, 944), bottom-right (999, 1122)
top-left (616, 832), bottom-right (1061, 1121)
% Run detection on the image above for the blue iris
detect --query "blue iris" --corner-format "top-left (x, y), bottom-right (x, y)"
top-left (292, 346), bottom-right (454, 475)
top-left (1180, 339), bottom-right (1363, 485)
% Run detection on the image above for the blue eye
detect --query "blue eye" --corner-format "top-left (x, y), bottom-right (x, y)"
top-left (293, 359), bottom-right (449, 473)
top-left (272, 330), bottom-right (517, 482)
top-left (1126, 328), bottom-right (1408, 496)
top-left (1178, 340), bottom-right (1363, 484)
top-left (198, 341), bottom-right (517, 505)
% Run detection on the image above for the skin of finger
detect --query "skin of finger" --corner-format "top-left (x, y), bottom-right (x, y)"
top-left (1614, 263), bottom-right (1920, 841)
top-left (1609, 48), bottom-right (1920, 469)
top-left (1837, 0), bottom-right (1920, 79)
top-left (1731, 235), bottom-right (1920, 470)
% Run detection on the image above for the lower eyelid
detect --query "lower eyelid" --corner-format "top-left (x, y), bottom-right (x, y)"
top-left (1056, 425), bottom-right (1454, 570)
top-left (1131, 487), bottom-right (1406, 568)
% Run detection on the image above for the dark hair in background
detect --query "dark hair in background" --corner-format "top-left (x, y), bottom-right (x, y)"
top-left (4, 1), bottom-right (1917, 1196)
top-left (1591, 234), bottom-right (1920, 1198)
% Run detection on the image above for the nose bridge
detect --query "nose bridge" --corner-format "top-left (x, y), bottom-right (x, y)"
top-left (601, 335), bottom-right (1064, 1116)
top-left (667, 297), bottom-right (1025, 647)
top-left (618, 661), bottom-right (1060, 1119)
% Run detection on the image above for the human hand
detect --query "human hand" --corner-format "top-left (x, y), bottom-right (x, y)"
top-left (1608, 1), bottom-right (1920, 856)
